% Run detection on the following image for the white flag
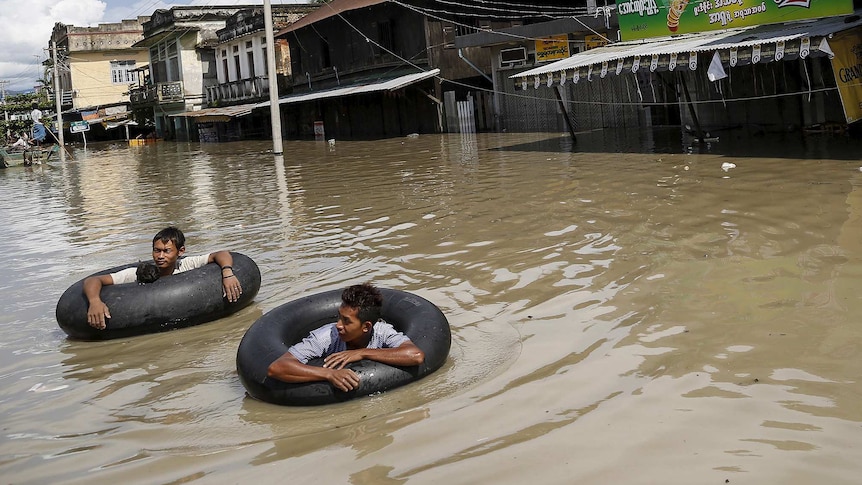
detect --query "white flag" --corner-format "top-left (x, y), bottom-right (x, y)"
top-left (707, 52), bottom-right (727, 82)
top-left (819, 38), bottom-right (834, 59)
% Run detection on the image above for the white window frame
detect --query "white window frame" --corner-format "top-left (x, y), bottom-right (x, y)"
top-left (110, 60), bottom-right (136, 84)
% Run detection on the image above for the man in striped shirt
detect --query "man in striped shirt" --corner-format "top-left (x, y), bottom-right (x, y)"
top-left (267, 283), bottom-right (425, 392)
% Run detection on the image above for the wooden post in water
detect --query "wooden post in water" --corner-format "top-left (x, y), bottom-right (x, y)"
top-left (553, 85), bottom-right (577, 143)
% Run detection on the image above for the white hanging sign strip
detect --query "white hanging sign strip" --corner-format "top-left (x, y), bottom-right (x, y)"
top-left (534, 76), bottom-right (540, 89)
top-left (546, 73), bottom-right (553, 87)
top-left (650, 54), bottom-right (659, 72)
top-left (573, 69), bottom-right (580, 84)
top-left (601, 61), bottom-right (608, 78)
top-left (730, 46), bottom-right (738, 67)
top-left (616, 58), bottom-right (624, 75)
top-left (560, 70), bottom-right (567, 86)
top-left (632, 56), bottom-right (641, 73)
top-left (752, 44), bottom-right (761, 64)
top-left (669, 52), bottom-right (678, 71)
top-left (689, 51), bottom-right (697, 71)
top-left (775, 40), bottom-right (785, 61)
top-left (800, 37), bottom-right (810, 58)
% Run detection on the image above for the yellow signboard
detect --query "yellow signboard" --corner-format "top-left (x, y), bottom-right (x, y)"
top-left (829, 27), bottom-right (862, 124)
top-left (585, 34), bottom-right (608, 51)
top-left (535, 35), bottom-right (570, 63)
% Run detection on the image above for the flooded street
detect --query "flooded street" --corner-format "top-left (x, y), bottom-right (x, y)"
top-left (2, 131), bottom-right (862, 484)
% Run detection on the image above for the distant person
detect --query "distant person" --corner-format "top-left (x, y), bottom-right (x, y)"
top-left (83, 226), bottom-right (243, 330)
top-left (10, 132), bottom-right (29, 149)
top-left (30, 103), bottom-right (46, 146)
top-left (30, 103), bottom-right (43, 124)
top-left (267, 283), bottom-right (425, 391)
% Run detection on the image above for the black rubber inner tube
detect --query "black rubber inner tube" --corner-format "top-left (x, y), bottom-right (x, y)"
top-left (56, 252), bottom-right (261, 340)
top-left (237, 288), bottom-right (451, 406)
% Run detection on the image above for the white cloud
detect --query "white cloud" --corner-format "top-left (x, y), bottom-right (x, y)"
top-left (0, 0), bottom-right (308, 92)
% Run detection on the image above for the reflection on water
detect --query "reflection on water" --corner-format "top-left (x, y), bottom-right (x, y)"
top-left (1, 132), bottom-right (861, 483)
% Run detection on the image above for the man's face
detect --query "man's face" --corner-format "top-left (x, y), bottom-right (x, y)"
top-left (152, 239), bottom-right (184, 274)
top-left (336, 305), bottom-right (369, 343)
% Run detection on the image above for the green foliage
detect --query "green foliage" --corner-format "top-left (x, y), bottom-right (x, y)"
top-left (0, 92), bottom-right (51, 141)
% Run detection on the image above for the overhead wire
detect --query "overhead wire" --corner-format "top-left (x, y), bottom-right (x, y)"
top-left (319, 0), bottom-right (846, 111)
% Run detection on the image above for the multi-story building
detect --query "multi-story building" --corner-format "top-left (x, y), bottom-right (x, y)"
top-left (274, 0), bottom-right (600, 139)
top-left (50, 18), bottom-right (150, 137)
top-left (178, 5), bottom-right (318, 142)
top-left (129, 6), bottom-right (252, 141)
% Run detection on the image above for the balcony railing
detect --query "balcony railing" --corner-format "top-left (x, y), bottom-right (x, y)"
top-left (206, 76), bottom-right (270, 105)
top-left (129, 81), bottom-right (185, 106)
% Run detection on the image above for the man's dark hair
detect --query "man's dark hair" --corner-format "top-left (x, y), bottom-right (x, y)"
top-left (136, 262), bottom-right (160, 284)
top-left (341, 283), bottom-right (383, 324)
top-left (153, 226), bottom-right (185, 249)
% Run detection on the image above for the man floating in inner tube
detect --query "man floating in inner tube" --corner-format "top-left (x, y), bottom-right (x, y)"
top-left (82, 226), bottom-right (243, 330)
top-left (267, 283), bottom-right (425, 392)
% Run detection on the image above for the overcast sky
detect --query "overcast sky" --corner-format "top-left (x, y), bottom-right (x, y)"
top-left (0, 0), bottom-right (309, 93)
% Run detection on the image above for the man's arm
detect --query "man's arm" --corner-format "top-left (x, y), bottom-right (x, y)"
top-left (267, 352), bottom-right (361, 392)
top-left (83, 274), bottom-right (115, 330)
top-left (207, 250), bottom-right (242, 302)
top-left (322, 341), bottom-right (425, 370)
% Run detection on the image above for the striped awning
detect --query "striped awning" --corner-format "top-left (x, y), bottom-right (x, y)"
top-left (510, 12), bottom-right (862, 86)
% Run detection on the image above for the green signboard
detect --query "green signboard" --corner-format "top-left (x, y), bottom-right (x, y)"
top-left (617, 0), bottom-right (855, 42)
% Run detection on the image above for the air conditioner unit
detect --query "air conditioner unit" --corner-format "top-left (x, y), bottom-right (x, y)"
top-left (500, 47), bottom-right (527, 65)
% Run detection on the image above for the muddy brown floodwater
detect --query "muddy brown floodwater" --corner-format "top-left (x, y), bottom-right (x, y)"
top-left (1, 131), bottom-right (861, 484)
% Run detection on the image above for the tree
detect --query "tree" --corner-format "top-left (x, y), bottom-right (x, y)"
top-left (0, 93), bottom-right (49, 142)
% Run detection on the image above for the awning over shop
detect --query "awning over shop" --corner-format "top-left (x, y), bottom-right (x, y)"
top-left (105, 120), bottom-right (138, 130)
top-left (171, 103), bottom-right (258, 122)
top-left (511, 13), bottom-right (862, 86)
top-left (256, 69), bottom-right (440, 108)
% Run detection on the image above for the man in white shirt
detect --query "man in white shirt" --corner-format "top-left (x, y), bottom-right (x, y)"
top-left (30, 103), bottom-right (42, 124)
top-left (30, 103), bottom-right (46, 145)
top-left (83, 226), bottom-right (243, 330)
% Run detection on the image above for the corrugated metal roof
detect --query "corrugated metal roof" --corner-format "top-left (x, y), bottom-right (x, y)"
top-left (276, 0), bottom-right (386, 36)
top-left (172, 102), bottom-right (257, 118)
top-left (511, 13), bottom-right (862, 79)
top-left (256, 69), bottom-right (440, 107)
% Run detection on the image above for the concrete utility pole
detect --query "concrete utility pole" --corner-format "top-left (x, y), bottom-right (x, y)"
top-left (52, 39), bottom-right (65, 162)
top-left (264, 0), bottom-right (283, 155)
top-left (0, 80), bottom-right (9, 139)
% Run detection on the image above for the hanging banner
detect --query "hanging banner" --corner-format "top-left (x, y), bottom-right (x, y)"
top-left (617, 0), bottom-right (854, 42)
top-left (535, 35), bottom-right (570, 63)
top-left (829, 27), bottom-right (862, 124)
top-left (585, 34), bottom-right (609, 50)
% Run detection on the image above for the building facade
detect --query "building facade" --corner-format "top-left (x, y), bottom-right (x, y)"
top-left (50, 19), bottom-right (150, 138)
top-left (130, 6), bottom-right (251, 141)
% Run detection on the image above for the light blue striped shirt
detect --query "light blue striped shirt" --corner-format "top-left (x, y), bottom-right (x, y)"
top-left (287, 321), bottom-right (410, 364)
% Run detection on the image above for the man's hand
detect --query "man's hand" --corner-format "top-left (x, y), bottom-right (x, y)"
top-left (87, 300), bottom-right (111, 330)
top-left (326, 368), bottom-right (360, 392)
top-left (222, 277), bottom-right (243, 302)
top-left (323, 349), bottom-right (365, 370)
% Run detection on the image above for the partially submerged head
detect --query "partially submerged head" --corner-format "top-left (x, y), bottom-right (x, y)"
top-left (136, 261), bottom-right (161, 284)
top-left (151, 226), bottom-right (186, 274)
